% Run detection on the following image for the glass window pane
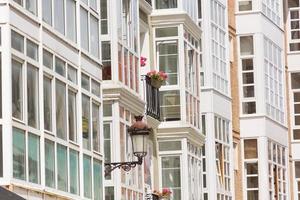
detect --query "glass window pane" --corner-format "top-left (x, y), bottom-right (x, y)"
top-left (12, 60), bottom-right (23, 120)
top-left (156, 0), bottom-right (177, 9)
top-left (82, 95), bottom-right (91, 150)
top-left (92, 103), bottom-right (100, 152)
top-left (294, 92), bottom-right (300, 102)
top-left (69, 150), bottom-right (79, 195)
top-left (247, 177), bottom-right (258, 188)
top-left (26, 0), bottom-right (37, 14)
top-left (68, 90), bottom-right (77, 142)
top-left (11, 30), bottom-right (24, 53)
top-left (240, 36), bottom-right (254, 55)
top-left (54, 0), bottom-right (65, 34)
top-left (66, 0), bottom-right (76, 42)
top-left (242, 102), bottom-right (256, 114)
top-left (104, 123), bottom-right (111, 163)
top-left (81, 73), bottom-right (90, 91)
top-left (92, 80), bottom-right (100, 97)
top-left (26, 39), bottom-right (38, 61)
top-left (28, 133), bottom-right (40, 184)
top-left (244, 139), bottom-right (257, 159)
top-left (55, 57), bottom-right (66, 76)
top-left (45, 139), bottom-right (55, 188)
top-left (13, 128), bottom-right (26, 180)
top-left (159, 141), bottom-right (182, 151)
top-left (160, 90), bottom-right (181, 121)
top-left (292, 73), bottom-right (300, 89)
top-left (239, 1), bottom-right (252, 11)
top-left (83, 155), bottom-right (92, 198)
top-left (158, 42), bottom-right (178, 85)
top-left (105, 187), bottom-right (114, 200)
top-left (156, 27), bottom-right (178, 37)
top-left (57, 144), bottom-right (67, 191)
top-left (90, 15), bottom-right (100, 58)
top-left (294, 129), bottom-right (300, 140)
top-left (103, 104), bottom-right (112, 117)
top-left (44, 77), bottom-right (52, 131)
top-left (90, 0), bottom-right (97, 11)
top-left (93, 159), bottom-right (103, 200)
top-left (246, 163), bottom-right (258, 174)
top-left (68, 65), bottom-right (77, 83)
top-left (100, 0), bottom-right (108, 34)
top-left (295, 161), bottom-right (300, 178)
top-left (42, 0), bottom-right (52, 25)
top-left (80, 7), bottom-right (89, 51)
top-left (247, 191), bottom-right (258, 200)
top-left (56, 81), bottom-right (67, 140)
top-left (43, 49), bottom-right (53, 69)
top-left (242, 59), bottom-right (253, 71)
top-left (27, 64), bottom-right (39, 128)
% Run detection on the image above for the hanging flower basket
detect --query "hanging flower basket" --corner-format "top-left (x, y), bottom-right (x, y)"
top-left (147, 70), bottom-right (168, 89)
top-left (151, 78), bottom-right (163, 88)
top-left (153, 188), bottom-right (172, 200)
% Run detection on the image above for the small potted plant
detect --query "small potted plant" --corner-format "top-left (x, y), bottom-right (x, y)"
top-left (153, 188), bottom-right (172, 200)
top-left (147, 70), bottom-right (168, 89)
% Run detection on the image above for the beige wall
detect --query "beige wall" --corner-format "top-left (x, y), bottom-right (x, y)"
top-left (228, 0), bottom-right (243, 199)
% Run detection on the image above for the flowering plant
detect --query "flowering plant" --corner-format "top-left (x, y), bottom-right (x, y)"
top-left (153, 188), bottom-right (172, 198)
top-left (141, 56), bottom-right (147, 67)
top-left (147, 70), bottom-right (168, 82)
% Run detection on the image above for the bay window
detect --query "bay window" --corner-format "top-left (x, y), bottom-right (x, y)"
top-left (57, 144), bottom-right (68, 191)
top-left (240, 36), bottom-right (256, 114)
top-left (155, 0), bottom-right (177, 9)
top-left (244, 139), bottom-right (259, 200)
top-left (161, 156), bottom-right (181, 200)
top-left (27, 64), bottom-right (39, 128)
top-left (56, 81), bottom-right (67, 140)
top-left (12, 60), bottom-right (23, 120)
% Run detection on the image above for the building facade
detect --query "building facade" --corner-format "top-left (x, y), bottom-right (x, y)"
top-left (0, 0), bottom-right (103, 199)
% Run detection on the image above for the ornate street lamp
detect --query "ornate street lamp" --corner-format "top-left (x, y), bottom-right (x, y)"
top-left (104, 115), bottom-right (151, 177)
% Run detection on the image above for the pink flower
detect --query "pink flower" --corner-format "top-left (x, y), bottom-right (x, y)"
top-left (140, 56), bottom-right (147, 67)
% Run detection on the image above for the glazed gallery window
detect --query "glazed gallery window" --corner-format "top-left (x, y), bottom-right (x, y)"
top-left (45, 139), bottom-right (55, 188)
top-left (56, 81), bottom-right (67, 140)
top-left (157, 41), bottom-right (178, 85)
top-left (12, 60), bottom-right (23, 120)
top-left (160, 90), bottom-right (181, 121)
top-left (238, 0), bottom-right (252, 11)
top-left (161, 156), bottom-right (181, 200)
top-left (295, 161), bottom-right (300, 199)
top-left (80, 7), bottom-right (100, 58)
top-left (292, 73), bottom-right (300, 138)
top-left (13, 0), bottom-right (37, 15)
top-left (243, 139), bottom-right (259, 200)
top-left (240, 36), bottom-right (256, 114)
top-left (13, 128), bottom-right (40, 184)
top-left (27, 64), bottom-right (39, 128)
top-left (155, 0), bottom-right (177, 9)
top-left (57, 144), bottom-right (68, 191)
top-left (42, 0), bottom-right (77, 42)
top-left (82, 95), bottom-right (91, 150)
top-left (44, 77), bottom-right (52, 131)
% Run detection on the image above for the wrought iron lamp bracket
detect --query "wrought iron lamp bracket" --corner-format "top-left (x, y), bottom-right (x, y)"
top-left (104, 155), bottom-right (144, 177)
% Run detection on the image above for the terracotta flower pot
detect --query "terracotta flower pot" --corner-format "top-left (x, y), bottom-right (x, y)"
top-left (151, 78), bottom-right (163, 88)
